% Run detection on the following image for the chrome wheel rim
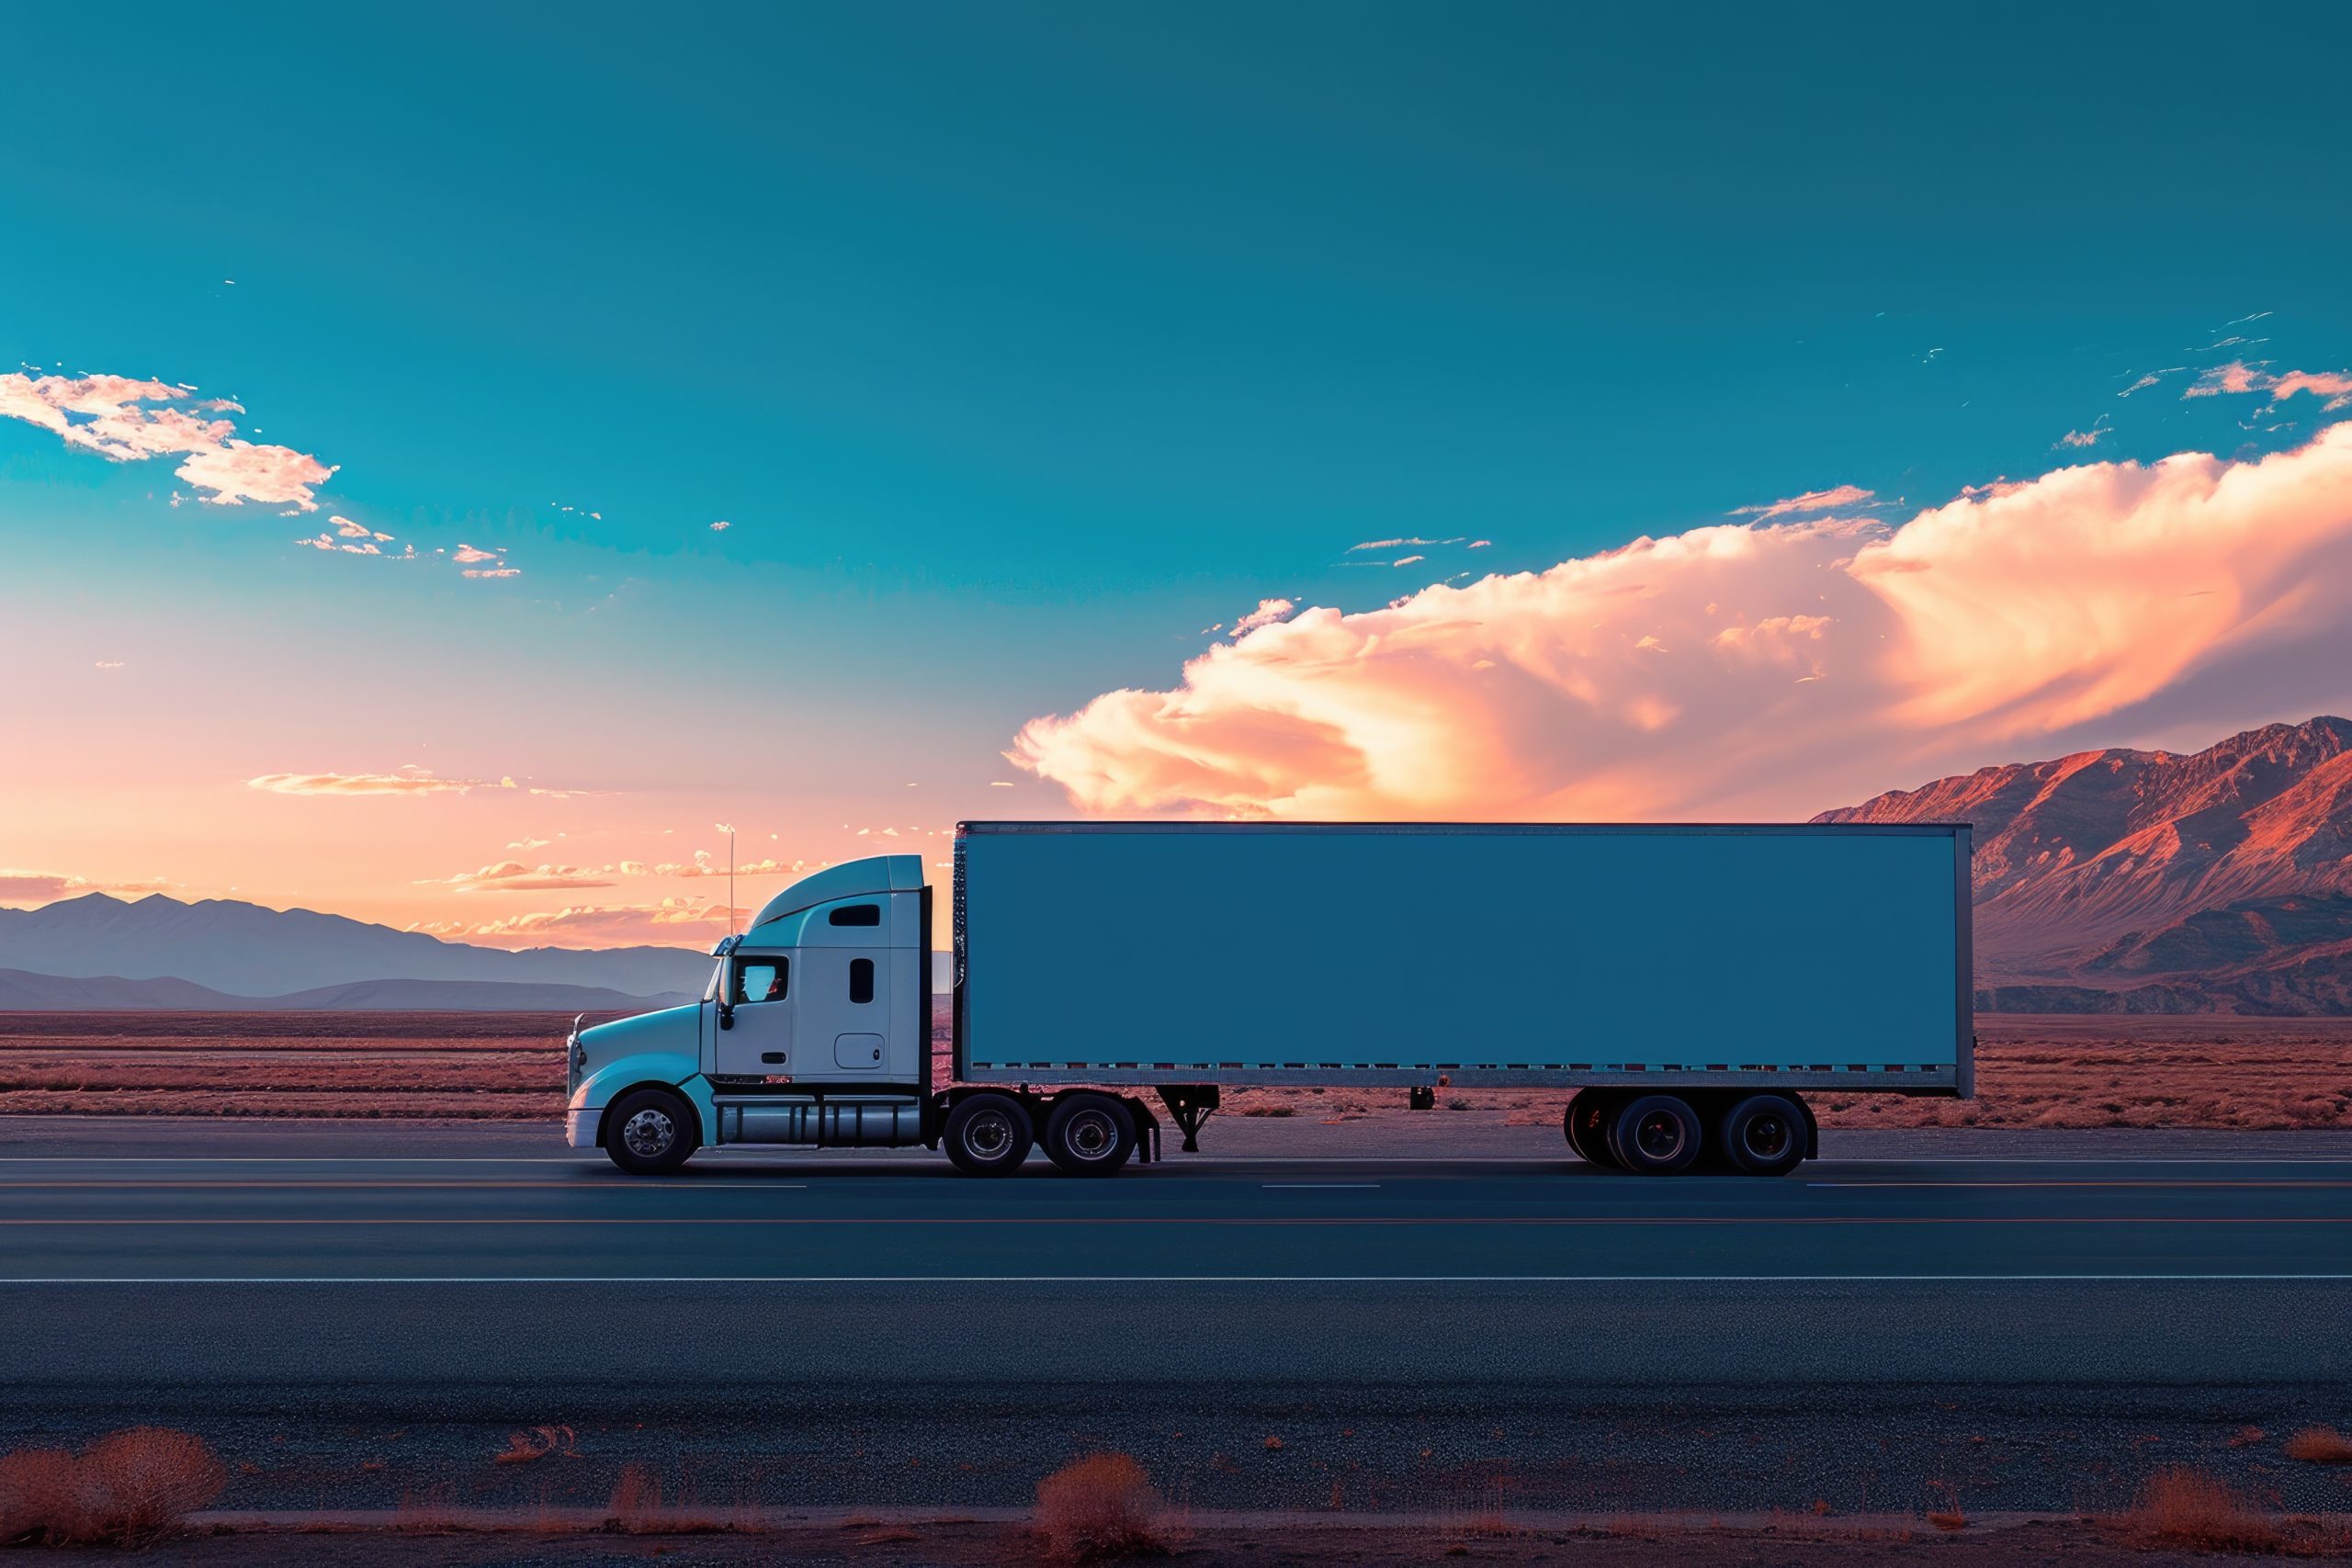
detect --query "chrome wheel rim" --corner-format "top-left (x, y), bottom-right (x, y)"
top-left (1633, 1111), bottom-right (1686, 1161)
top-left (1742, 1114), bottom-right (1791, 1161)
top-left (1065, 1109), bottom-right (1116, 1161)
top-left (963, 1109), bottom-right (1014, 1159)
top-left (621, 1107), bottom-right (675, 1158)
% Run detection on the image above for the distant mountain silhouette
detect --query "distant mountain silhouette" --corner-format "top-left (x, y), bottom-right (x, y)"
top-left (0, 893), bottom-right (712, 999)
top-left (1816, 716), bottom-right (2352, 1013)
top-left (0, 966), bottom-right (695, 1012)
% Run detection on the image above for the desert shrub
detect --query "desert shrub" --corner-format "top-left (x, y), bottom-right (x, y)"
top-left (1035, 1453), bottom-right (1171, 1563)
top-left (0, 1428), bottom-right (225, 1547)
top-left (2283, 1426), bottom-right (2352, 1464)
top-left (0, 1447), bottom-right (81, 1545)
top-left (70, 1427), bottom-right (227, 1547)
top-left (2119, 1466), bottom-right (2282, 1552)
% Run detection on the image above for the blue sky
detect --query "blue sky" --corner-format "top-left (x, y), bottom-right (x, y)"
top-left (5, 1), bottom-right (2351, 939)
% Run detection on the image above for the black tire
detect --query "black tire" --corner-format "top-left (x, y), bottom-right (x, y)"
top-left (944, 1092), bottom-right (1035, 1177)
top-left (1563, 1091), bottom-right (1618, 1166)
top-left (1043, 1093), bottom-right (1136, 1177)
top-left (604, 1087), bottom-right (700, 1176)
top-left (1609, 1094), bottom-right (1703, 1176)
top-left (1720, 1093), bottom-right (1807, 1177)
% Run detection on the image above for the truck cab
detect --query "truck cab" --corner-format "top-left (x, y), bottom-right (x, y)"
top-left (565, 855), bottom-right (934, 1171)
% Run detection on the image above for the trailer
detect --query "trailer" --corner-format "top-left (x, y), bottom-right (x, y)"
top-left (566, 821), bottom-right (1972, 1178)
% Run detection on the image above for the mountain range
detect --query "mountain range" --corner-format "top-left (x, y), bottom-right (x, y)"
top-left (6, 716), bottom-right (2351, 1013)
top-left (0, 894), bottom-right (714, 1008)
top-left (1816, 716), bottom-right (2352, 1013)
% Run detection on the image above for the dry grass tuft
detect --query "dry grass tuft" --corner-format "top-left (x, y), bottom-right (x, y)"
top-left (72, 1427), bottom-right (230, 1547)
top-left (0, 1447), bottom-right (81, 1546)
top-left (1925, 1481), bottom-right (1966, 1531)
top-left (2117, 1466), bottom-right (2285, 1552)
top-left (0, 1428), bottom-right (225, 1548)
top-left (1035, 1453), bottom-right (1174, 1563)
top-left (493, 1425), bottom-right (576, 1465)
top-left (2284, 1426), bottom-right (2352, 1464)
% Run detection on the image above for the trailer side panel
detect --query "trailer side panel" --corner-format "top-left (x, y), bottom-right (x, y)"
top-left (954, 823), bottom-right (1968, 1093)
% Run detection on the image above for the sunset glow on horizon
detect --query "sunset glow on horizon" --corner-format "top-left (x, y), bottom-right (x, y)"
top-left (6, 6), bottom-right (2349, 948)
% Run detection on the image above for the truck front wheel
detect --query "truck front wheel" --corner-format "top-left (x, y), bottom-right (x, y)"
top-left (1044, 1093), bottom-right (1136, 1177)
top-left (944, 1093), bottom-right (1035, 1177)
top-left (1608, 1094), bottom-right (1702, 1176)
top-left (604, 1088), bottom-right (700, 1176)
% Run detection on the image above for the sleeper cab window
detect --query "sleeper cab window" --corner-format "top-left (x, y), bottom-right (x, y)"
top-left (849, 957), bottom-right (875, 1004)
top-left (829, 903), bottom-right (882, 927)
top-left (734, 959), bottom-right (788, 1004)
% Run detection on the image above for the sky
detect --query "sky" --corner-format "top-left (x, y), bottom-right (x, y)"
top-left (4, 1), bottom-right (2351, 948)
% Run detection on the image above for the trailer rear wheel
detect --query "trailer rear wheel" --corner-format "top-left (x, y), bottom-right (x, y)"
top-left (1608, 1094), bottom-right (1702, 1176)
top-left (1563, 1092), bottom-right (1618, 1166)
top-left (944, 1093), bottom-right (1034, 1177)
top-left (1720, 1093), bottom-right (1807, 1177)
top-left (1044, 1093), bottom-right (1136, 1177)
top-left (604, 1087), bottom-right (700, 1176)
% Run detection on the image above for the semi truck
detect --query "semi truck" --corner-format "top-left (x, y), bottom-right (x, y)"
top-left (567, 821), bottom-right (1973, 1178)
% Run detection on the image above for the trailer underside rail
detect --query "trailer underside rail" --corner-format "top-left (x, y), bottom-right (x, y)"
top-left (1155, 1084), bottom-right (1221, 1152)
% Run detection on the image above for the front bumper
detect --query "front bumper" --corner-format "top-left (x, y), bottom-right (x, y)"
top-left (565, 1107), bottom-right (600, 1149)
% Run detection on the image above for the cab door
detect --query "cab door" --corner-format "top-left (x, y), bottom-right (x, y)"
top-left (797, 899), bottom-right (893, 1077)
top-left (713, 954), bottom-right (795, 1077)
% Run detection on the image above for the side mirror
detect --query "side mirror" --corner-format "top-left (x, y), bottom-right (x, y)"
top-left (718, 1000), bottom-right (735, 1032)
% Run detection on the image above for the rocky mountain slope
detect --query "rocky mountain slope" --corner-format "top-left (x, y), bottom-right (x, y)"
top-left (1816, 716), bottom-right (2352, 1012)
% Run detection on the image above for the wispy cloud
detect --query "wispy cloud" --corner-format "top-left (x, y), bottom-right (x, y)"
top-left (246, 765), bottom-right (586, 797)
top-left (0, 869), bottom-right (173, 906)
top-left (1231, 598), bottom-right (1296, 635)
top-left (416, 860), bottom-right (615, 892)
top-left (462, 897), bottom-right (737, 948)
top-left (462, 566), bottom-right (521, 579)
top-left (0, 372), bottom-right (334, 509)
top-left (1347, 536), bottom-right (1468, 552)
top-left (1726, 483), bottom-right (1876, 520)
top-left (1012, 423), bottom-right (2352, 822)
top-left (2183, 360), bottom-right (2352, 411)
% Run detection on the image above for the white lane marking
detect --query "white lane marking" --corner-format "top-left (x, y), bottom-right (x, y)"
top-left (1261, 1183), bottom-right (1381, 1190)
top-left (6, 1154), bottom-right (2352, 1167)
top-left (2, 1273), bottom-right (2349, 1284)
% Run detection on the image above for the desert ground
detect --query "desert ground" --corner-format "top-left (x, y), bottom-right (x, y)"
top-left (1, 1010), bottom-right (2346, 1130)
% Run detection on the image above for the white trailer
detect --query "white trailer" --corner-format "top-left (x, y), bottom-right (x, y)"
top-left (566, 822), bottom-right (1972, 1178)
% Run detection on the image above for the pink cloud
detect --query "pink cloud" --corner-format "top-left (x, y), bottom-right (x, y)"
top-left (1727, 483), bottom-right (1876, 520)
top-left (0, 869), bottom-right (172, 906)
top-left (246, 765), bottom-right (581, 797)
top-left (2184, 360), bottom-right (2352, 411)
top-left (0, 372), bottom-right (335, 509)
top-left (416, 860), bottom-right (616, 892)
top-left (463, 897), bottom-right (737, 949)
top-left (1011, 424), bottom-right (2352, 821)
top-left (2057, 428), bottom-right (2108, 449)
top-left (463, 567), bottom-right (521, 579)
top-left (1230, 598), bottom-right (1296, 636)
top-left (451, 543), bottom-right (501, 563)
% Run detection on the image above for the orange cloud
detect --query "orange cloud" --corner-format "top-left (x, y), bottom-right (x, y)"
top-left (1727, 483), bottom-right (1877, 520)
top-left (1012, 423), bottom-right (2352, 821)
top-left (247, 766), bottom-right (584, 797)
top-left (462, 897), bottom-right (738, 949)
top-left (2185, 361), bottom-right (2352, 412)
top-left (417, 861), bottom-right (616, 892)
top-left (0, 869), bottom-right (172, 906)
top-left (0, 371), bottom-right (335, 509)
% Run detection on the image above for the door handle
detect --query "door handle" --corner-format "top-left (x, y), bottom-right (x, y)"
top-left (761, 1052), bottom-right (786, 1065)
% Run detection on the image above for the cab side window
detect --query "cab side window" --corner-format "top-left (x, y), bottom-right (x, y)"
top-left (732, 959), bottom-right (789, 1004)
top-left (849, 957), bottom-right (875, 1004)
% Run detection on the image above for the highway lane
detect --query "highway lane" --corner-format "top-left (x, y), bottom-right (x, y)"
top-left (6, 1126), bottom-right (2351, 1514)
top-left (2, 1149), bottom-right (2349, 1280)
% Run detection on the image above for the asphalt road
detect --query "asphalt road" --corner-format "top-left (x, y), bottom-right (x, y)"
top-left (5, 1118), bottom-right (2350, 1515)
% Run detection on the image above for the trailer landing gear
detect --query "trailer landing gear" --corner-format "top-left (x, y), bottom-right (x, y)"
top-left (1154, 1085), bottom-right (1220, 1152)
